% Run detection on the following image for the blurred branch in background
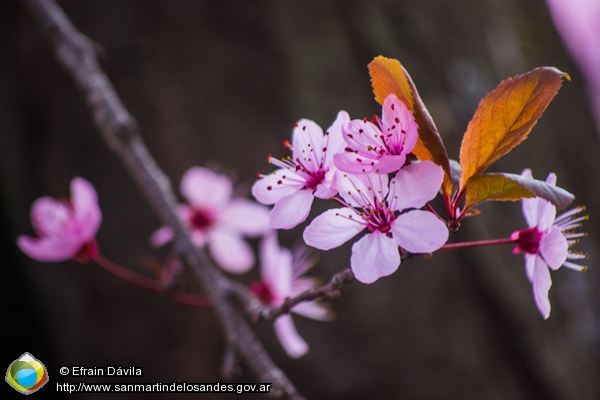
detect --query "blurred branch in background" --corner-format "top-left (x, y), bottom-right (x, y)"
top-left (22, 0), bottom-right (302, 397)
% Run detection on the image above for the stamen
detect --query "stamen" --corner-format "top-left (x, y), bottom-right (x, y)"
top-left (562, 261), bottom-right (587, 272)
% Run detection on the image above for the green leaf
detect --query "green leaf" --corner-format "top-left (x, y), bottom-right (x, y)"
top-left (464, 172), bottom-right (575, 210)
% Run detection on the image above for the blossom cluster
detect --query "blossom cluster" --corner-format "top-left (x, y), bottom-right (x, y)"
top-left (15, 91), bottom-right (590, 363)
top-left (253, 94), bottom-right (449, 284)
top-left (17, 169), bottom-right (327, 358)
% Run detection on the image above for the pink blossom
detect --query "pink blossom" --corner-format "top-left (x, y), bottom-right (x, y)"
top-left (303, 161), bottom-right (449, 283)
top-left (545, 0), bottom-right (600, 133)
top-left (511, 169), bottom-right (588, 319)
top-left (252, 111), bottom-right (349, 229)
top-left (333, 94), bottom-right (418, 174)
top-left (17, 177), bottom-right (101, 263)
top-left (251, 234), bottom-right (331, 358)
top-left (151, 167), bottom-right (270, 273)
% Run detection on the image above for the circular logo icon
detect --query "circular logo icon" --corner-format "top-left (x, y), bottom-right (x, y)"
top-left (6, 352), bottom-right (49, 395)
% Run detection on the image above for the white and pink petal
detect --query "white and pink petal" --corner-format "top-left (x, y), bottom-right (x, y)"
top-left (351, 232), bottom-right (400, 284)
top-left (273, 315), bottom-right (309, 358)
top-left (219, 199), bottom-right (270, 236)
top-left (181, 167), bottom-right (232, 210)
top-left (269, 190), bottom-right (314, 230)
top-left (337, 172), bottom-right (388, 208)
top-left (252, 169), bottom-right (302, 205)
top-left (208, 231), bottom-right (254, 274)
top-left (388, 161), bottom-right (444, 211)
top-left (539, 226), bottom-right (568, 270)
top-left (532, 255), bottom-right (552, 319)
top-left (303, 208), bottom-right (365, 251)
top-left (391, 210), bottom-right (448, 253)
top-left (292, 119), bottom-right (324, 172)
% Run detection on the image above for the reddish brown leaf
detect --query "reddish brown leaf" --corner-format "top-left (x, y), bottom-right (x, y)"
top-left (459, 67), bottom-right (568, 189)
top-left (369, 56), bottom-right (452, 194)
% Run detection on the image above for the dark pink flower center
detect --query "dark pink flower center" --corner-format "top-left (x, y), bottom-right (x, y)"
top-left (250, 280), bottom-right (274, 305)
top-left (364, 203), bottom-right (396, 234)
top-left (190, 208), bottom-right (214, 231)
top-left (73, 240), bottom-right (99, 264)
top-left (304, 168), bottom-right (327, 191)
top-left (511, 226), bottom-right (544, 254)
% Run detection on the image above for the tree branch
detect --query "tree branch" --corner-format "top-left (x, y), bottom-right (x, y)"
top-left (249, 250), bottom-right (419, 321)
top-left (252, 268), bottom-right (355, 321)
top-left (23, 0), bottom-right (303, 398)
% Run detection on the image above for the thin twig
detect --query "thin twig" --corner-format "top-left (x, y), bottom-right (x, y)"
top-left (93, 254), bottom-right (213, 307)
top-left (23, 1), bottom-right (303, 398)
top-left (251, 250), bottom-right (419, 321)
top-left (253, 268), bottom-right (355, 321)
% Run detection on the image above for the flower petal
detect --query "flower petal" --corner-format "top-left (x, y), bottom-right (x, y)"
top-left (532, 255), bottom-right (552, 319)
top-left (252, 169), bottom-right (302, 205)
top-left (71, 177), bottom-right (102, 240)
top-left (389, 161), bottom-right (444, 211)
top-left (381, 93), bottom-right (419, 155)
top-left (181, 167), bottom-right (232, 210)
top-left (292, 301), bottom-right (333, 321)
top-left (30, 197), bottom-right (71, 237)
top-left (273, 315), bottom-right (309, 358)
top-left (303, 208), bottom-right (364, 250)
top-left (374, 154), bottom-right (406, 174)
top-left (536, 199), bottom-right (556, 231)
top-left (17, 235), bottom-right (81, 262)
top-left (313, 167), bottom-right (338, 199)
top-left (208, 231), bottom-right (254, 273)
top-left (545, 172), bottom-right (557, 186)
top-left (333, 152), bottom-right (377, 174)
top-left (342, 119), bottom-right (383, 155)
top-left (292, 119), bottom-right (324, 172)
top-left (540, 226), bottom-right (568, 270)
top-left (520, 169), bottom-right (556, 230)
top-left (149, 226), bottom-right (174, 247)
top-left (351, 232), bottom-right (400, 284)
top-left (219, 199), bottom-right (270, 236)
top-left (336, 172), bottom-right (388, 208)
top-left (391, 210), bottom-right (449, 253)
top-left (322, 111), bottom-right (350, 168)
top-left (269, 191), bottom-right (314, 230)
top-left (259, 234), bottom-right (292, 300)
top-left (525, 253), bottom-right (535, 282)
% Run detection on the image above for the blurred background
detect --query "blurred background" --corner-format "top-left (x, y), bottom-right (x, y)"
top-left (1, 0), bottom-right (599, 399)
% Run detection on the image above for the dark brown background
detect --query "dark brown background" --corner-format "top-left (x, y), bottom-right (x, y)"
top-left (1, 1), bottom-right (599, 399)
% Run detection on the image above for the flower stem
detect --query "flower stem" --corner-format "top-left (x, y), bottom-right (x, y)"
top-left (93, 254), bottom-right (212, 307)
top-left (438, 237), bottom-right (518, 251)
top-left (425, 202), bottom-right (445, 222)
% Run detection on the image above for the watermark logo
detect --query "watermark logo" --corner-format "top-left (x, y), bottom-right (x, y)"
top-left (6, 352), bottom-right (49, 395)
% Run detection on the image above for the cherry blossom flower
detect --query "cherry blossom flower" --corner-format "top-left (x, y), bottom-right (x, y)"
top-left (252, 111), bottom-right (349, 229)
top-left (251, 234), bottom-right (331, 358)
top-left (333, 94), bottom-right (418, 174)
top-left (151, 167), bottom-right (270, 273)
top-left (17, 177), bottom-right (101, 263)
top-left (303, 161), bottom-right (449, 284)
top-left (511, 169), bottom-right (588, 319)
top-left (545, 0), bottom-right (600, 133)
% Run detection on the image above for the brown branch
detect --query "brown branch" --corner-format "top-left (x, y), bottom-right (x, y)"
top-left (23, 0), bottom-right (303, 398)
top-left (253, 268), bottom-right (355, 321)
top-left (250, 250), bottom-right (419, 321)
